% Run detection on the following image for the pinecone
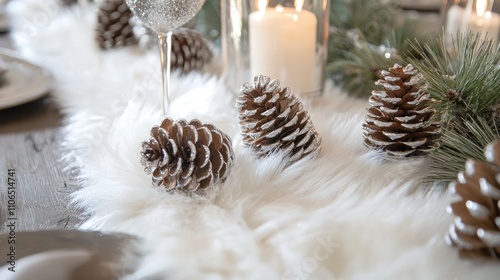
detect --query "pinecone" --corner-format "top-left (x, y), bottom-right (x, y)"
top-left (169, 28), bottom-right (213, 75)
top-left (237, 75), bottom-right (321, 163)
top-left (363, 63), bottom-right (440, 157)
top-left (96, 0), bottom-right (137, 50)
top-left (140, 118), bottom-right (234, 194)
top-left (129, 21), bottom-right (213, 75)
top-left (446, 141), bottom-right (500, 259)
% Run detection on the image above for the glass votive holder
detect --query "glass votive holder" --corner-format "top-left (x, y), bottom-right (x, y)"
top-left (221, 0), bottom-right (330, 98)
top-left (442, 0), bottom-right (500, 44)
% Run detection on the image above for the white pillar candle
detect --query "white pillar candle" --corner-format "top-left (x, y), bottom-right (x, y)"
top-left (249, 3), bottom-right (318, 94)
top-left (446, 5), bottom-right (465, 40)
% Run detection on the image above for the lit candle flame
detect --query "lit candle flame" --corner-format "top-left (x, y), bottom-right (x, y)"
top-left (295, 0), bottom-right (304, 12)
top-left (258, 0), bottom-right (268, 13)
top-left (476, 0), bottom-right (488, 17)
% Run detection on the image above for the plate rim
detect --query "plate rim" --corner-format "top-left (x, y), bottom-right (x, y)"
top-left (0, 47), bottom-right (52, 110)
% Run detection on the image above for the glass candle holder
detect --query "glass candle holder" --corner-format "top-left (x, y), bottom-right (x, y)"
top-left (442, 0), bottom-right (500, 44)
top-left (221, 0), bottom-right (330, 97)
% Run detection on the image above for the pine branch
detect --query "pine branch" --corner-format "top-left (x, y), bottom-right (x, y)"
top-left (409, 32), bottom-right (500, 126)
top-left (427, 117), bottom-right (500, 183)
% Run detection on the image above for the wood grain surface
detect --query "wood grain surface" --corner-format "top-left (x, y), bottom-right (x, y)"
top-left (0, 36), bottom-right (84, 231)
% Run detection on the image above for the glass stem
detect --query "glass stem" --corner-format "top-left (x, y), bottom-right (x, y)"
top-left (158, 31), bottom-right (173, 116)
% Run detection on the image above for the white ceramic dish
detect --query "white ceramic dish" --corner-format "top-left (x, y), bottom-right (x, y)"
top-left (0, 48), bottom-right (51, 110)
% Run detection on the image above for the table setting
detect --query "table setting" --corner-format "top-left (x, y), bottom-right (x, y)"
top-left (0, 0), bottom-right (499, 279)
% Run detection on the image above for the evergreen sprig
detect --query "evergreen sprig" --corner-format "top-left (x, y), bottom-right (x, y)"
top-left (409, 32), bottom-right (500, 127)
top-left (427, 117), bottom-right (499, 183)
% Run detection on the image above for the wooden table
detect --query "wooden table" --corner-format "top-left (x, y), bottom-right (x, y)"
top-left (0, 36), bottom-right (83, 231)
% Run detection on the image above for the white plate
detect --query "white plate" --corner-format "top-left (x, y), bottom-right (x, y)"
top-left (0, 48), bottom-right (52, 110)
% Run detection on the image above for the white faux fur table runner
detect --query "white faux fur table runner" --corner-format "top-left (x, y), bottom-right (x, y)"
top-left (7, 1), bottom-right (500, 279)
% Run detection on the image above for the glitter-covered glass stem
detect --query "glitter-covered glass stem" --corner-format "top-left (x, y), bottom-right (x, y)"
top-left (158, 32), bottom-right (172, 115)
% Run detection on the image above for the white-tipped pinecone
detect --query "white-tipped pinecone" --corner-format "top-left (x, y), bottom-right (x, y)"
top-left (141, 118), bottom-right (234, 194)
top-left (363, 63), bottom-right (440, 157)
top-left (446, 141), bottom-right (500, 259)
top-left (96, 0), bottom-right (137, 50)
top-left (237, 75), bottom-right (321, 163)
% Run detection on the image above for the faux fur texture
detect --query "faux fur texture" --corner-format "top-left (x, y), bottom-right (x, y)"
top-left (7, 1), bottom-right (500, 279)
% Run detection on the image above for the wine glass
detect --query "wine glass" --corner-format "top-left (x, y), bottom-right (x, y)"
top-left (125, 0), bottom-right (206, 116)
